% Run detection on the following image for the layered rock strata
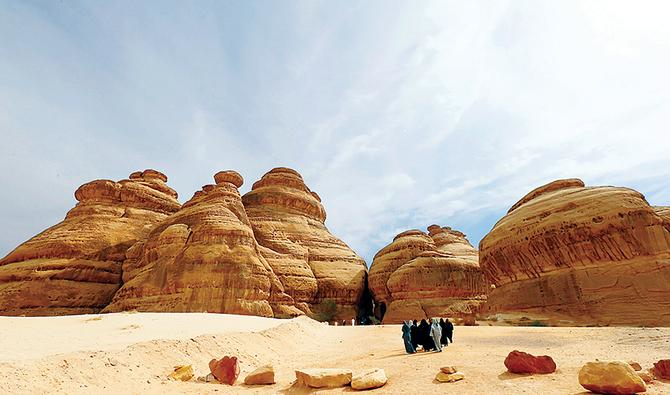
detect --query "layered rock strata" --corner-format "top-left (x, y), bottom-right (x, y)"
top-left (480, 178), bottom-right (670, 326)
top-left (368, 225), bottom-right (486, 323)
top-left (104, 171), bottom-right (300, 317)
top-left (0, 170), bottom-right (180, 315)
top-left (241, 167), bottom-right (369, 320)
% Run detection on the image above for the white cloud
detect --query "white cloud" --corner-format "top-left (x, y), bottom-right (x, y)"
top-left (1, 1), bottom-right (669, 264)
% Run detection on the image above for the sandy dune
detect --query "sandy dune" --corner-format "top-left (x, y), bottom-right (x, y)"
top-left (0, 313), bottom-right (668, 394)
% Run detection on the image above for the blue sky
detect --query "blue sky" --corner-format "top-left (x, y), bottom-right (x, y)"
top-left (1, 1), bottom-right (670, 264)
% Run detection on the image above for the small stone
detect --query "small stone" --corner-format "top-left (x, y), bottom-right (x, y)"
top-left (637, 371), bottom-right (654, 383)
top-left (244, 365), bottom-right (275, 385)
top-left (295, 368), bottom-right (352, 388)
top-left (436, 371), bottom-right (465, 383)
top-left (168, 365), bottom-right (194, 382)
top-left (628, 361), bottom-right (642, 371)
top-left (440, 366), bottom-right (457, 374)
top-left (578, 361), bottom-right (646, 395)
top-left (351, 368), bottom-right (387, 390)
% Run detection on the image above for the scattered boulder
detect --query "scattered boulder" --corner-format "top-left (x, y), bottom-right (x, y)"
top-left (579, 361), bottom-right (646, 394)
top-left (637, 371), bottom-right (654, 384)
top-left (440, 366), bottom-right (458, 374)
top-left (436, 371), bottom-right (465, 383)
top-left (351, 368), bottom-right (387, 390)
top-left (168, 365), bottom-right (194, 382)
top-left (653, 359), bottom-right (670, 379)
top-left (295, 368), bottom-right (352, 388)
top-left (504, 350), bottom-right (556, 374)
top-left (209, 356), bottom-right (240, 385)
top-left (628, 361), bottom-right (642, 371)
top-left (244, 365), bottom-right (275, 385)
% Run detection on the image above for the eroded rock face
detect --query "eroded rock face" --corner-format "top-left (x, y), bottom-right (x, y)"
top-left (242, 167), bottom-right (369, 321)
top-left (369, 226), bottom-right (486, 324)
top-left (480, 179), bottom-right (670, 326)
top-left (0, 170), bottom-right (180, 316)
top-left (104, 171), bottom-right (299, 317)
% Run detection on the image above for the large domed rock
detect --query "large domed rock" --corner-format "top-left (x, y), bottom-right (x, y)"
top-left (0, 170), bottom-right (180, 316)
top-left (242, 167), bottom-right (369, 321)
top-left (480, 179), bottom-right (670, 326)
top-left (104, 171), bottom-right (300, 317)
top-left (368, 225), bottom-right (486, 323)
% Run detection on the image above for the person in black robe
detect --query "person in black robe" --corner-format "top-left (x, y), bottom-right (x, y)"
top-left (410, 320), bottom-right (420, 350)
top-left (401, 321), bottom-right (416, 354)
top-left (445, 318), bottom-right (454, 343)
top-left (439, 318), bottom-right (449, 346)
top-left (419, 319), bottom-right (434, 351)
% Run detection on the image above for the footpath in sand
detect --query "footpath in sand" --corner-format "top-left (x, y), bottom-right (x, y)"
top-left (0, 312), bottom-right (669, 394)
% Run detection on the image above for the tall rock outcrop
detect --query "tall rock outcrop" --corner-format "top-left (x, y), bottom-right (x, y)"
top-left (104, 171), bottom-right (301, 317)
top-left (480, 179), bottom-right (670, 326)
top-left (368, 225), bottom-right (486, 324)
top-left (242, 167), bottom-right (369, 321)
top-left (0, 170), bottom-right (180, 316)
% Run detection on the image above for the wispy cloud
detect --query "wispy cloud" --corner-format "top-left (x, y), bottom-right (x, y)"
top-left (1, 1), bottom-right (670, 264)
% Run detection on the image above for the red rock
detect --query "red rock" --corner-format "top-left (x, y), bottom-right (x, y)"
top-left (653, 359), bottom-right (670, 379)
top-left (368, 225), bottom-right (486, 323)
top-left (480, 179), bottom-right (670, 326)
top-left (209, 356), bottom-right (240, 385)
top-left (504, 350), bottom-right (556, 374)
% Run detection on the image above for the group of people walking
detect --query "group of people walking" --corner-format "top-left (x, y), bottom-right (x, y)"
top-left (401, 318), bottom-right (454, 354)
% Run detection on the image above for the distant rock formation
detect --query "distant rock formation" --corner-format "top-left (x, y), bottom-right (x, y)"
top-left (0, 170), bottom-right (180, 316)
top-left (242, 167), bottom-right (369, 321)
top-left (104, 171), bottom-right (300, 317)
top-left (368, 225), bottom-right (486, 324)
top-left (480, 178), bottom-right (670, 326)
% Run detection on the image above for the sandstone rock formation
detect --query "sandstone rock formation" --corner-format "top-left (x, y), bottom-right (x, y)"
top-left (0, 170), bottom-right (180, 316)
top-left (242, 167), bottom-right (369, 321)
top-left (480, 179), bottom-right (670, 326)
top-left (578, 361), bottom-right (646, 394)
top-left (368, 225), bottom-right (486, 323)
top-left (104, 171), bottom-right (300, 317)
top-left (504, 350), bottom-right (556, 374)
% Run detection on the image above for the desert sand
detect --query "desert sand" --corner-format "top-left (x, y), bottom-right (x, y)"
top-left (0, 313), bottom-right (668, 394)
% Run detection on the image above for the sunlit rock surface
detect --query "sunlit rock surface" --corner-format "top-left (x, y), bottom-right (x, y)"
top-left (0, 170), bottom-right (180, 316)
top-left (369, 225), bottom-right (486, 323)
top-left (480, 178), bottom-right (670, 326)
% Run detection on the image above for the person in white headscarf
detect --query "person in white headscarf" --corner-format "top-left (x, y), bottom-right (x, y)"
top-left (430, 318), bottom-right (443, 352)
